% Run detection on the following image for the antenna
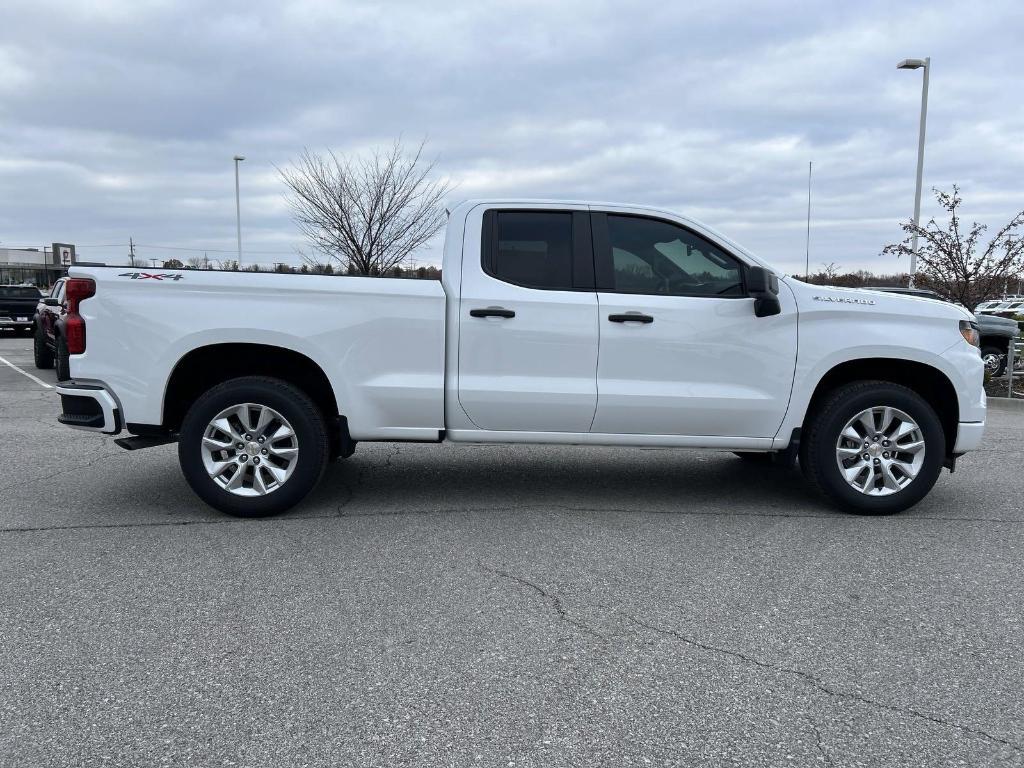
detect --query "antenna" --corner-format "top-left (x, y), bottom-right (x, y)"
top-left (805, 161), bottom-right (812, 279)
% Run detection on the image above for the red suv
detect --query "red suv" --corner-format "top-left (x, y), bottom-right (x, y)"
top-left (33, 277), bottom-right (71, 380)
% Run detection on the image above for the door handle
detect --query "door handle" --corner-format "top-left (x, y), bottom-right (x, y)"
top-left (470, 307), bottom-right (515, 319)
top-left (608, 313), bottom-right (654, 324)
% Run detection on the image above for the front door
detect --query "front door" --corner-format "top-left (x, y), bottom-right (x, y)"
top-left (589, 211), bottom-right (797, 438)
top-left (457, 206), bottom-right (599, 433)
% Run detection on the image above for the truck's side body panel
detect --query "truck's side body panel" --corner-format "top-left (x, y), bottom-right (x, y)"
top-left (775, 280), bottom-right (986, 449)
top-left (587, 202), bottom-right (799, 438)
top-left (455, 202), bottom-right (600, 433)
top-left (68, 268), bottom-right (446, 441)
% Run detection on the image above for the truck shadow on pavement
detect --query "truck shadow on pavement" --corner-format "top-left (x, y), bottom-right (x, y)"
top-left (308, 444), bottom-right (833, 520)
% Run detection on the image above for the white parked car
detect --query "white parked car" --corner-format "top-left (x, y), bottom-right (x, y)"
top-left (55, 200), bottom-right (985, 516)
top-left (977, 299), bottom-right (1024, 319)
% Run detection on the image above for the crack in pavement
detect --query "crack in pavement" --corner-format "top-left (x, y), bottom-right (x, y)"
top-left (0, 450), bottom-right (124, 495)
top-left (625, 615), bottom-right (1021, 754)
top-left (328, 500), bottom-right (1024, 525)
top-left (334, 445), bottom-right (400, 516)
top-left (479, 562), bottom-right (607, 642)
top-left (10, 498), bottom-right (1024, 535)
top-left (810, 721), bottom-right (833, 765)
top-left (0, 511), bottom-right (348, 534)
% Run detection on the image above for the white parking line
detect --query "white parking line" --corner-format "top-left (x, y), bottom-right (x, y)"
top-left (0, 355), bottom-right (53, 389)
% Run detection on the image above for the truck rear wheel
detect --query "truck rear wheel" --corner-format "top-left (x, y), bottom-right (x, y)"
top-left (55, 335), bottom-right (71, 381)
top-left (800, 381), bottom-right (944, 515)
top-left (178, 376), bottom-right (330, 517)
top-left (33, 326), bottom-right (54, 369)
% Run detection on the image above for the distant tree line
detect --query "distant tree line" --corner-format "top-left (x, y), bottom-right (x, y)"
top-left (162, 256), bottom-right (442, 280)
top-left (799, 265), bottom-right (911, 289)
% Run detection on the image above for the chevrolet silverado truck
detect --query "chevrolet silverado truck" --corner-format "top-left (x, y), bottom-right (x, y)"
top-left (54, 200), bottom-right (985, 517)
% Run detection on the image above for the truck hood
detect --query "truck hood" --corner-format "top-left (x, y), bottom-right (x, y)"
top-left (785, 279), bottom-right (973, 322)
top-left (974, 312), bottom-right (1019, 334)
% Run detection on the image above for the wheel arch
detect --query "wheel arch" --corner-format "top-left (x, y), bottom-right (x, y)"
top-left (162, 343), bottom-right (340, 432)
top-left (802, 358), bottom-right (958, 458)
top-left (979, 335), bottom-right (1009, 353)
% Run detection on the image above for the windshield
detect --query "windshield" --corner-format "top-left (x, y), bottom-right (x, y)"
top-left (0, 286), bottom-right (42, 299)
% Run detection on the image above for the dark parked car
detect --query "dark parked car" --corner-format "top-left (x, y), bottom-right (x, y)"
top-left (33, 277), bottom-right (72, 380)
top-left (0, 285), bottom-right (44, 335)
top-left (866, 286), bottom-right (1019, 375)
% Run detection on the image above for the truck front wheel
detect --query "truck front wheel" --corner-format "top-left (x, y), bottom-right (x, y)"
top-left (178, 376), bottom-right (330, 517)
top-left (981, 346), bottom-right (1006, 377)
top-left (800, 381), bottom-right (945, 515)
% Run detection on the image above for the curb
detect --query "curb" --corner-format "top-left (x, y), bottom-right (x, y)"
top-left (988, 396), bottom-right (1024, 411)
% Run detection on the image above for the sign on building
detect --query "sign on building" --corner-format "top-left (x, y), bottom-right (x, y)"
top-left (52, 243), bottom-right (76, 267)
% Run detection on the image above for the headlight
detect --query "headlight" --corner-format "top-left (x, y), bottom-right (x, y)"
top-left (959, 320), bottom-right (980, 347)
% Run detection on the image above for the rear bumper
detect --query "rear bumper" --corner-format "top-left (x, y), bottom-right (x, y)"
top-left (0, 317), bottom-right (33, 327)
top-left (56, 381), bottom-right (122, 435)
top-left (953, 420), bottom-right (985, 454)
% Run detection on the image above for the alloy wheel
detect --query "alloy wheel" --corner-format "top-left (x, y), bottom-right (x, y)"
top-left (835, 406), bottom-right (925, 496)
top-left (200, 403), bottom-right (298, 496)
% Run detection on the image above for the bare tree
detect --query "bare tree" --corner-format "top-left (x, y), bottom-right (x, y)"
top-left (882, 186), bottom-right (1024, 311)
top-left (279, 139), bottom-right (452, 276)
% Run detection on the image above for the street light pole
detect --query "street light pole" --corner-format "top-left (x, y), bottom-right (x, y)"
top-left (233, 155), bottom-right (245, 266)
top-left (897, 57), bottom-right (930, 288)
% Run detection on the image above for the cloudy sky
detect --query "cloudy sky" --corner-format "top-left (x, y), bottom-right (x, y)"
top-left (1, 0), bottom-right (1021, 274)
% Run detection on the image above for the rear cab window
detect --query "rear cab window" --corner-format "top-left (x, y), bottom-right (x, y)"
top-left (0, 286), bottom-right (43, 299)
top-left (481, 209), bottom-right (594, 290)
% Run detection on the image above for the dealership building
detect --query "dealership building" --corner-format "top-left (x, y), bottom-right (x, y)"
top-left (0, 245), bottom-right (75, 288)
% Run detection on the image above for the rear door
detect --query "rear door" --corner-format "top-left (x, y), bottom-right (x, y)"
top-left (590, 210), bottom-right (797, 438)
top-left (457, 205), bottom-right (599, 432)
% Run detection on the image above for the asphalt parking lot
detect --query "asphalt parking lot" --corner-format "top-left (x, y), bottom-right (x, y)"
top-left (1, 333), bottom-right (1022, 767)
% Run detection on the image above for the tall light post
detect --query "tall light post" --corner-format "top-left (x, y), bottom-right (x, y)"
top-left (897, 57), bottom-right (930, 288)
top-left (233, 155), bottom-right (245, 266)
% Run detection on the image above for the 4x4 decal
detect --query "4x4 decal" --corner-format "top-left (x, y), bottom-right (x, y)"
top-left (118, 272), bottom-right (184, 281)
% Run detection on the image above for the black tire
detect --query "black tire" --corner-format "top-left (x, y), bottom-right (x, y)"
top-left (733, 451), bottom-right (775, 464)
top-left (55, 334), bottom-right (71, 382)
top-left (178, 376), bottom-right (330, 517)
top-left (33, 326), bottom-right (54, 369)
top-left (981, 346), bottom-right (1007, 377)
top-left (800, 381), bottom-right (945, 515)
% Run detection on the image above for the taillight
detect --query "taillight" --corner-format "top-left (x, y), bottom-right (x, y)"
top-left (64, 278), bottom-right (95, 355)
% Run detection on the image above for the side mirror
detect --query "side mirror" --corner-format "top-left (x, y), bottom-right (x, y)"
top-left (43, 297), bottom-right (60, 307)
top-left (747, 266), bottom-right (781, 318)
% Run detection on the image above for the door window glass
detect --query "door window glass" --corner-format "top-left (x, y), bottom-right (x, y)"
top-left (487, 211), bottom-right (573, 290)
top-left (607, 215), bottom-right (743, 297)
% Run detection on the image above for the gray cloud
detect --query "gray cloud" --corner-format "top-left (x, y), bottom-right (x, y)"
top-left (1, 0), bottom-right (1021, 273)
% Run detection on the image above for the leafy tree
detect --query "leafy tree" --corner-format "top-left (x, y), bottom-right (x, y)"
top-left (162, 258), bottom-right (185, 269)
top-left (882, 186), bottom-right (1024, 311)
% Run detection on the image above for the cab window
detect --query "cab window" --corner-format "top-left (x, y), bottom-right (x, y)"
top-left (484, 211), bottom-right (574, 290)
top-left (603, 214), bottom-right (744, 297)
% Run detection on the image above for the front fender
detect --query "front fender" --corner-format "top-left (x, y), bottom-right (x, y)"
top-left (774, 342), bottom-right (984, 448)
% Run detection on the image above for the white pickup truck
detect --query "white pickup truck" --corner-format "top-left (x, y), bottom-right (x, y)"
top-left (55, 199), bottom-right (985, 517)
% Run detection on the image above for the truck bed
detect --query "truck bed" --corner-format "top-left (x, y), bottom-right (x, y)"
top-left (69, 267), bottom-right (447, 441)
